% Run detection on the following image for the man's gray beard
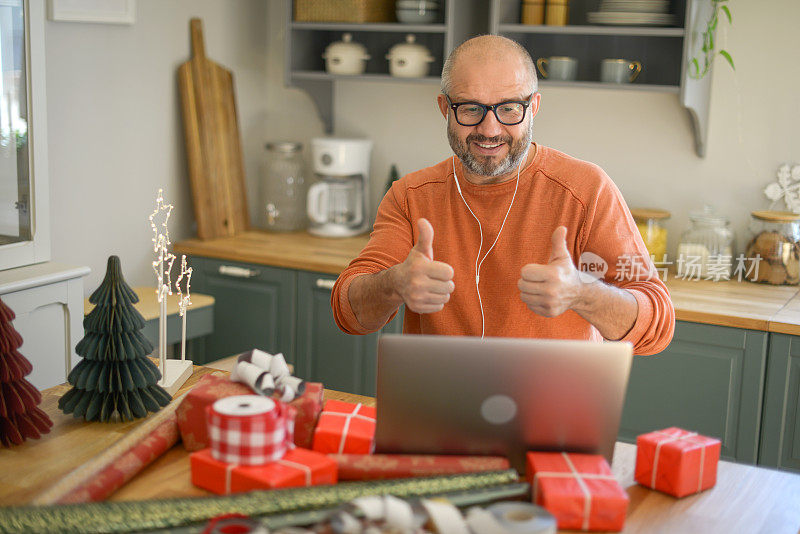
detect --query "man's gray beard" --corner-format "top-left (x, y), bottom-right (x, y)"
top-left (447, 118), bottom-right (534, 178)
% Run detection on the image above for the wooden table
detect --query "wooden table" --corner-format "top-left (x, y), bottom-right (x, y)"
top-left (2, 365), bottom-right (799, 533)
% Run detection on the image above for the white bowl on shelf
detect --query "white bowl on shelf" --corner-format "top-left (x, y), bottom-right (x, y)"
top-left (396, 0), bottom-right (439, 24)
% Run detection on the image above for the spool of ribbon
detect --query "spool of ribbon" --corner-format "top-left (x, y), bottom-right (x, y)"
top-left (531, 452), bottom-right (618, 532)
top-left (206, 395), bottom-right (295, 465)
top-left (649, 429), bottom-right (708, 492)
top-left (234, 350), bottom-right (306, 402)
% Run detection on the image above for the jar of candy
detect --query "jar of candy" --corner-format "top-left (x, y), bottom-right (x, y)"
top-left (743, 210), bottom-right (800, 285)
top-left (630, 208), bottom-right (670, 262)
top-left (260, 142), bottom-right (308, 231)
top-left (676, 205), bottom-right (735, 280)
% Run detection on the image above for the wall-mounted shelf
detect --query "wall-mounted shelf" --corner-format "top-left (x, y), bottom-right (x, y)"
top-left (490, 0), bottom-right (713, 156)
top-left (284, 0), bottom-right (486, 133)
top-left (284, 0), bottom-right (713, 156)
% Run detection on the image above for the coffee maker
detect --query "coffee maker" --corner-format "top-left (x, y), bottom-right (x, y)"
top-left (307, 138), bottom-right (372, 237)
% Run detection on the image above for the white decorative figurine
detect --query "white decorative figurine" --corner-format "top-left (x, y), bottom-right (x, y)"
top-left (764, 163), bottom-right (800, 213)
top-left (149, 188), bottom-right (193, 395)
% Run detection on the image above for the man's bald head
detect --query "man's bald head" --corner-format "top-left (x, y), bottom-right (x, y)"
top-left (440, 35), bottom-right (537, 96)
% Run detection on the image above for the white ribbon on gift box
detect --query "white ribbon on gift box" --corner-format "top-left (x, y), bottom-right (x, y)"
top-left (233, 350), bottom-right (305, 401)
top-left (648, 429), bottom-right (709, 493)
top-left (531, 452), bottom-right (618, 532)
top-left (321, 403), bottom-right (376, 454)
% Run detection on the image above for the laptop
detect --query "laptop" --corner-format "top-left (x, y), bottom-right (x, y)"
top-left (374, 335), bottom-right (633, 472)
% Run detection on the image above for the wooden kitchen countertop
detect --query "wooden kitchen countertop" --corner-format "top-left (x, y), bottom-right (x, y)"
top-left (174, 231), bottom-right (800, 335)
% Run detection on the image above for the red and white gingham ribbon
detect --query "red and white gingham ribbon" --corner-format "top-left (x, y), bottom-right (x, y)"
top-left (532, 452), bottom-right (618, 531)
top-left (322, 403), bottom-right (376, 454)
top-left (207, 395), bottom-right (295, 465)
top-left (649, 429), bottom-right (708, 492)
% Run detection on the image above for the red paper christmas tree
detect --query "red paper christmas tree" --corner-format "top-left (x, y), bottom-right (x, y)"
top-left (0, 297), bottom-right (53, 447)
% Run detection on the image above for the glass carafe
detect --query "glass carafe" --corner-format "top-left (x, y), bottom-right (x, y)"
top-left (307, 175), bottom-right (364, 228)
top-left (260, 142), bottom-right (308, 231)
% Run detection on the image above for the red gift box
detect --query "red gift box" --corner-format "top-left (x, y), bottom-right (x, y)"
top-left (526, 452), bottom-right (629, 532)
top-left (635, 427), bottom-right (721, 498)
top-left (331, 453), bottom-right (510, 480)
top-left (177, 374), bottom-right (324, 451)
top-left (312, 400), bottom-right (376, 454)
top-left (291, 382), bottom-right (323, 449)
top-left (190, 447), bottom-right (337, 495)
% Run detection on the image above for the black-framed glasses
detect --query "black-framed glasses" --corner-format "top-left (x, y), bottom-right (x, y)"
top-left (446, 95), bottom-right (533, 126)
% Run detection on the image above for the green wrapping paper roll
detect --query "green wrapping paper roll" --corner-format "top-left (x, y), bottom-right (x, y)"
top-left (145, 482), bottom-right (531, 534)
top-left (0, 469), bottom-right (519, 534)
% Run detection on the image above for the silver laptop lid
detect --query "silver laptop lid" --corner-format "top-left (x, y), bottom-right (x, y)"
top-left (374, 335), bottom-right (633, 472)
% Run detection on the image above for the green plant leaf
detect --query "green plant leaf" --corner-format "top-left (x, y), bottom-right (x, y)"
top-left (721, 5), bottom-right (732, 24)
top-left (690, 58), bottom-right (700, 78)
top-left (719, 49), bottom-right (735, 70)
top-left (709, 31), bottom-right (714, 51)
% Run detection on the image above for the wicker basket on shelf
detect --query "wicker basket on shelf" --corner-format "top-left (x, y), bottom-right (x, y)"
top-left (294, 0), bottom-right (396, 23)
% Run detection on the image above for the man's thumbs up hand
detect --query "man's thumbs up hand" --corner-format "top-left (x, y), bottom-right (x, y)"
top-left (413, 217), bottom-right (435, 261)
top-left (391, 218), bottom-right (455, 314)
top-left (548, 225), bottom-right (572, 264)
top-left (518, 226), bottom-right (584, 317)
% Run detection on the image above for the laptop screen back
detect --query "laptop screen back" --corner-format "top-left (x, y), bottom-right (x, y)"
top-left (374, 335), bottom-right (633, 471)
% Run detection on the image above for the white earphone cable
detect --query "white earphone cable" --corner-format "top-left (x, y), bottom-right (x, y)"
top-left (452, 156), bottom-right (520, 338)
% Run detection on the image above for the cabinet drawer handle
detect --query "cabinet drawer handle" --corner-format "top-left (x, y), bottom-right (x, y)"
top-left (315, 278), bottom-right (336, 290)
top-left (218, 265), bottom-right (261, 278)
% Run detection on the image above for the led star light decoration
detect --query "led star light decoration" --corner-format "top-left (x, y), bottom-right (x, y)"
top-left (148, 188), bottom-right (193, 395)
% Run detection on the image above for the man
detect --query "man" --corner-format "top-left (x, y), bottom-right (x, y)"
top-left (331, 35), bottom-right (674, 355)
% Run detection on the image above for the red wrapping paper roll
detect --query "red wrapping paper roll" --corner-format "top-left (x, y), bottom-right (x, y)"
top-left (330, 453), bottom-right (511, 480)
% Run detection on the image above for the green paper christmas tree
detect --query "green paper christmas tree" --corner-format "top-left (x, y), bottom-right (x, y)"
top-left (0, 296), bottom-right (53, 447)
top-left (59, 256), bottom-right (172, 422)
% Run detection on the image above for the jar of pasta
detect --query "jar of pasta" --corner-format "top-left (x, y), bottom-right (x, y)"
top-left (630, 208), bottom-right (670, 262)
top-left (676, 205), bottom-right (735, 280)
top-left (744, 210), bottom-right (800, 285)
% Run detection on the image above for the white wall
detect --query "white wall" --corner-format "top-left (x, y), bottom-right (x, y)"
top-left (46, 0), bottom-right (276, 291)
top-left (45, 0), bottom-right (799, 293)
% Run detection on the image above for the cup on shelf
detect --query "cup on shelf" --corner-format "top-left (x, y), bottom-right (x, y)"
top-left (536, 56), bottom-right (577, 81)
top-left (600, 58), bottom-right (642, 83)
top-left (545, 0), bottom-right (569, 25)
top-left (521, 0), bottom-right (545, 25)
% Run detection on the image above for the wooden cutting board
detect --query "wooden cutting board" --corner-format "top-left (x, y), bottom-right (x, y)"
top-left (178, 18), bottom-right (249, 240)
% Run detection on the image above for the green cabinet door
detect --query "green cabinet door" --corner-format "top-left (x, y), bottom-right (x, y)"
top-left (618, 321), bottom-right (768, 463)
top-left (296, 271), bottom-right (401, 396)
top-left (188, 257), bottom-right (297, 365)
top-left (759, 333), bottom-right (800, 473)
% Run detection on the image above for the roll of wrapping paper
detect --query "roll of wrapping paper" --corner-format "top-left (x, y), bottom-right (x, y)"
top-left (0, 470), bottom-right (520, 534)
top-left (32, 391), bottom-right (189, 505)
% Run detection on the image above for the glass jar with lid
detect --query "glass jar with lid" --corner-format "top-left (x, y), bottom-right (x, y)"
top-left (260, 142), bottom-right (308, 232)
top-left (630, 208), bottom-right (670, 263)
top-left (676, 205), bottom-right (735, 280)
top-left (743, 210), bottom-right (800, 285)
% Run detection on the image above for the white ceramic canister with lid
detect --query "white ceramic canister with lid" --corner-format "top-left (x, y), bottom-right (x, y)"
top-left (322, 33), bottom-right (370, 75)
top-left (386, 34), bottom-right (435, 78)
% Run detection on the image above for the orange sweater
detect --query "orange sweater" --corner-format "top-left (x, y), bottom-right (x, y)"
top-left (332, 144), bottom-right (675, 355)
